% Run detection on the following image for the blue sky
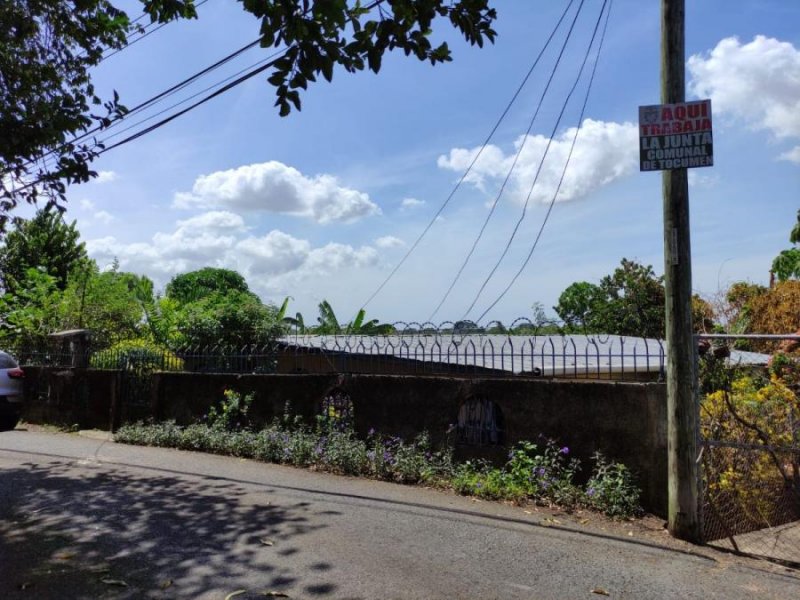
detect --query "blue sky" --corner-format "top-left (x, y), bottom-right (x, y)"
top-left (50, 0), bottom-right (800, 324)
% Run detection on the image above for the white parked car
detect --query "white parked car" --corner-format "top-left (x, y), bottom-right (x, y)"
top-left (0, 351), bottom-right (24, 431)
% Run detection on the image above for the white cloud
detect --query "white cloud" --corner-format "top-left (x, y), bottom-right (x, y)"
top-left (93, 171), bottom-right (117, 184)
top-left (688, 172), bottom-right (720, 189)
top-left (173, 161), bottom-right (381, 224)
top-left (85, 211), bottom-right (382, 294)
top-left (779, 146), bottom-right (800, 164)
top-left (374, 235), bottom-right (405, 249)
top-left (401, 197), bottom-right (425, 209)
top-left (94, 210), bottom-right (116, 225)
top-left (79, 199), bottom-right (94, 210)
top-left (176, 210), bottom-right (247, 234)
top-left (437, 119), bottom-right (638, 204)
top-left (688, 36), bottom-right (800, 144)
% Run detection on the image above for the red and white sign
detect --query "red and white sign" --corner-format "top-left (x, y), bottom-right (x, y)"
top-left (639, 99), bottom-right (713, 171)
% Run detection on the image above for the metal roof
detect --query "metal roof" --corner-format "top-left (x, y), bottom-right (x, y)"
top-left (280, 334), bottom-right (770, 377)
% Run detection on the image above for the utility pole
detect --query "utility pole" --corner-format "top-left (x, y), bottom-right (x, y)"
top-left (661, 0), bottom-right (700, 542)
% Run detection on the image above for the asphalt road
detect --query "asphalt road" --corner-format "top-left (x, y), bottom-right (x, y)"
top-left (1, 430), bottom-right (798, 599)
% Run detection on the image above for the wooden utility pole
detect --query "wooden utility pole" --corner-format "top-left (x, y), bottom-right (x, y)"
top-left (661, 0), bottom-right (701, 542)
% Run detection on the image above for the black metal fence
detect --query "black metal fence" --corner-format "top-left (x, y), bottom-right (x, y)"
top-left (697, 333), bottom-right (800, 566)
top-left (8, 330), bottom-right (671, 380)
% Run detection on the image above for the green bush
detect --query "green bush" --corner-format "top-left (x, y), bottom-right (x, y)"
top-left (206, 389), bottom-right (254, 431)
top-left (115, 418), bottom-right (642, 518)
top-left (90, 339), bottom-right (182, 371)
top-left (585, 453), bottom-right (642, 518)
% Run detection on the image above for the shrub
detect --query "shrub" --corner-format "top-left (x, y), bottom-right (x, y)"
top-left (115, 419), bottom-right (642, 519)
top-left (585, 453), bottom-right (642, 518)
top-left (90, 339), bottom-right (183, 372)
top-left (206, 389), bottom-right (254, 431)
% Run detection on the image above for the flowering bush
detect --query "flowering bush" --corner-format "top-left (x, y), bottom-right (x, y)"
top-left (115, 402), bottom-right (641, 518)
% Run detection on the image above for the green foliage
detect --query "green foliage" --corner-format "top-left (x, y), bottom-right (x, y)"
top-left (772, 209), bottom-right (800, 282)
top-left (0, 209), bottom-right (88, 293)
top-left (0, 268), bottom-right (62, 347)
top-left (206, 389), bottom-right (254, 432)
top-left (2, 0), bottom-right (496, 227)
top-left (0, 258), bottom-right (152, 349)
top-left (314, 300), bottom-right (393, 334)
top-left (226, 0), bottom-right (497, 117)
top-left (0, 1), bottom-right (197, 229)
top-left (554, 282), bottom-right (600, 333)
top-left (57, 263), bottom-right (153, 348)
top-left (165, 267), bottom-right (252, 304)
top-left (90, 338), bottom-right (182, 371)
top-left (585, 453), bottom-right (642, 518)
top-left (156, 268), bottom-right (282, 348)
top-left (772, 248), bottom-right (800, 282)
top-left (554, 259), bottom-right (666, 338)
top-left (116, 419), bottom-right (642, 518)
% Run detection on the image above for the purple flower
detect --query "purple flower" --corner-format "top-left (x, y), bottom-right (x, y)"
top-left (560, 446), bottom-right (570, 455)
top-left (535, 467), bottom-right (546, 477)
top-left (587, 487), bottom-right (596, 497)
top-left (368, 428), bottom-right (376, 437)
top-left (475, 482), bottom-right (483, 489)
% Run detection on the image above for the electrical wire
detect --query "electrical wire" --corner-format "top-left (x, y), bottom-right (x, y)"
top-left (92, 47), bottom-right (287, 148)
top-left (473, 0), bottom-right (613, 322)
top-left (428, 0), bottom-right (584, 321)
top-left (31, 37), bottom-right (262, 174)
top-left (97, 49), bottom-right (290, 153)
top-left (462, 0), bottom-right (610, 319)
top-left (358, 0), bottom-right (581, 313)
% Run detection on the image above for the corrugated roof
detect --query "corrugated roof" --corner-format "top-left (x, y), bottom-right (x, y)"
top-left (280, 334), bottom-right (770, 377)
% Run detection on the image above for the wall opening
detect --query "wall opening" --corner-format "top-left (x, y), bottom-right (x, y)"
top-left (456, 395), bottom-right (504, 446)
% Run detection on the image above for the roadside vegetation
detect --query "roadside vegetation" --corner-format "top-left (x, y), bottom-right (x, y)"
top-left (116, 390), bottom-right (643, 519)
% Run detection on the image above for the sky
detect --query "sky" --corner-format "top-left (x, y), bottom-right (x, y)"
top-left (34, 0), bottom-right (800, 325)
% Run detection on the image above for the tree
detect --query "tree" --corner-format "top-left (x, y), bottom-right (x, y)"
top-left (0, 0), bottom-right (197, 230)
top-left (771, 209), bottom-right (800, 282)
top-left (314, 300), bottom-right (392, 334)
top-left (157, 267), bottom-right (281, 347)
top-left (1, 0), bottom-right (497, 228)
top-left (553, 282), bottom-right (601, 333)
top-left (57, 263), bottom-right (154, 348)
top-left (554, 260), bottom-right (666, 338)
top-left (0, 209), bottom-right (88, 293)
top-left (165, 267), bottom-right (252, 304)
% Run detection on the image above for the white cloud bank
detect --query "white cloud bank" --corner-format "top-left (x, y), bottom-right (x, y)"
top-left (173, 160), bottom-right (381, 224)
top-left (688, 35), bottom-right (800, 161)
top-left (85, 210), bottom-right (380, 296)
top-left (438, 119), bottom-right (638, 204)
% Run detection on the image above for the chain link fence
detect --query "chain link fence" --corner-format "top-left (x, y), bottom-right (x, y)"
top-left (697, 334), bottom-right (800, 565)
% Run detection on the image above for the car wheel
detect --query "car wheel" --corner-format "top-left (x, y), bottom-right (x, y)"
top-left (0, 415), bottom-right (19, 431)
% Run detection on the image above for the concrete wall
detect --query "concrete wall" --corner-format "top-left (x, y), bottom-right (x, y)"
top-left (22, 366), bottom-right (120, 430)
top-left (22, 368), bottom-right (667, 515)
top-left (152, 372), bottom-right (667, 515)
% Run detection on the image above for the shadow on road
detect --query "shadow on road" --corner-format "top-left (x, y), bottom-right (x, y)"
top-left (0, 458), bottom-right (335, 599)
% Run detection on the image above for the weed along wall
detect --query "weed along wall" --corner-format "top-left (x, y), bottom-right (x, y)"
top-left (151, 373), bottom-right (668, 516)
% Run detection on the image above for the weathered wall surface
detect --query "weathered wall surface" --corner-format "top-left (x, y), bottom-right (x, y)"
top-left (22, 368), bottom-right (667, 515)
top-left (151, 373), bottom-right (667, 515)
top-left (22, 366), bottom-right (120, 430)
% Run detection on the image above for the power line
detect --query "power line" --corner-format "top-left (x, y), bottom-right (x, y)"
top-left (99, 49), bottom-right (290, 153)
top-left (97, 47), bottom-right (289, 149)
top-left (462, 0), bottom-right (610, 319)
top-left (358, 0), bottom-right (580, 313)
top-left (33, 37), bottom-right (262, 172)
top-left (474, 0), bottom-right (613, 323)
top-left (428, 0), bottom-right (584, 321)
